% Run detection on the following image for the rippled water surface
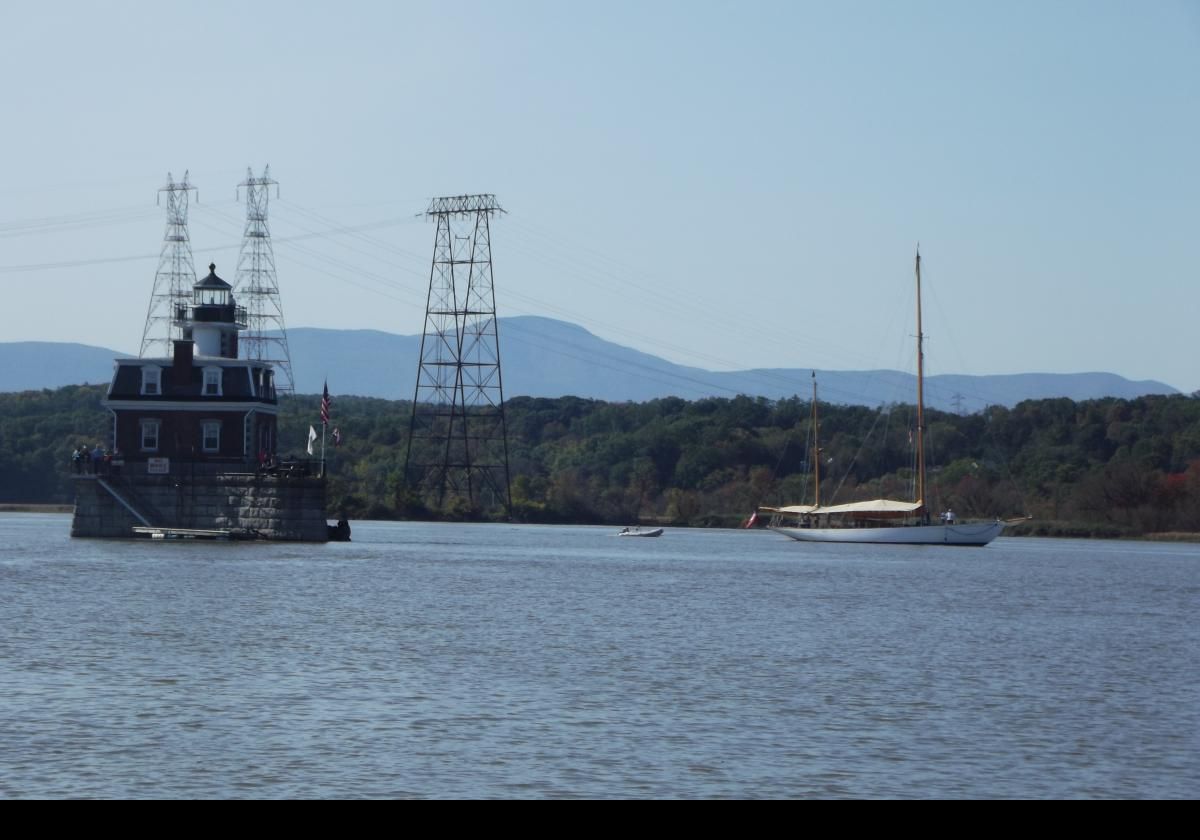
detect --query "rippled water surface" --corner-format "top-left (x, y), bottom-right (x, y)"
top-left (1, 513), bottom-right (1197, 798)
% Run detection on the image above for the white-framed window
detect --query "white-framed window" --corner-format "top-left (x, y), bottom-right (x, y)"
top-left (203, 367), bottom-right (222, 396)
top-left (201, 421), bottom-right (221, 453)
top-left (141, 366), bottom-right (162, 396)
top-left (140, 419), bottom-right (160, 452)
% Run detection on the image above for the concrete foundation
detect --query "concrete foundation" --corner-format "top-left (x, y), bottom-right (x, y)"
top-left (71, 468), bottom-right (329, 541)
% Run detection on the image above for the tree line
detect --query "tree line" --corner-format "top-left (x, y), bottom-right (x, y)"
top-left (4, 385), bottom-right (1200, 536)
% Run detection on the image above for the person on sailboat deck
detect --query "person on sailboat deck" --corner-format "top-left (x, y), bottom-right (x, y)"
top-left (940, 509), bottom-right (956, 524)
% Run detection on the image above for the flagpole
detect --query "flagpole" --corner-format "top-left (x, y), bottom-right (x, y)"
top-left (319, 379), bottom-right (330, 478)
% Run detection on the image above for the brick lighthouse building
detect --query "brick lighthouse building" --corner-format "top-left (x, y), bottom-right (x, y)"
top-left (106, 264), bottom-right (279, 464)
top-left (71, 264), bottom-right (328, 540)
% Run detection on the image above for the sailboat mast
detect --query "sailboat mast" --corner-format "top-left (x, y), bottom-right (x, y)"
top-left (811, 371), bottom-right (820, 508)
top-left (915, 248), bottom-right (926, 509)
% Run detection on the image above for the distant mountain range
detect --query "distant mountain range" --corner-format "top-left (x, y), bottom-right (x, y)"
top-left (0, 316), bottom-right (1180, 412)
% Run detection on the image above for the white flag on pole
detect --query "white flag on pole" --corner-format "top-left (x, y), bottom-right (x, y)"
top-left (307, 425), bottom-right (318, 456)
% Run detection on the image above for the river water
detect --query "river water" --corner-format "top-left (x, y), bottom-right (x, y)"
top-left (1, 513), bottom-right (1196, 798)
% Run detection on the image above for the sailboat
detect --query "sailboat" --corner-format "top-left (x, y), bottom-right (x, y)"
top-left (765, 250), bottom-right (1005, 547)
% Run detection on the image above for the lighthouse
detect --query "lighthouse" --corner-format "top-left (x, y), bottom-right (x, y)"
top-left (101, 264), bottom-right (278, 465)
top-left (72, 263), bottom-right (326, 540)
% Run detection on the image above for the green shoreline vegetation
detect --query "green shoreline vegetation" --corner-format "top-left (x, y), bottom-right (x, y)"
top-left (3, 385), bottom-right (1200, 538)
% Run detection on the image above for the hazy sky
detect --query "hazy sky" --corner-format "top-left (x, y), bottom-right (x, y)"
top-left (2, 1), bottom-right (1197, 396)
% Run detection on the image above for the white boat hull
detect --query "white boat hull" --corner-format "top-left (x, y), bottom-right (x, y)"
top-left (617, 528), bottom-right (664, 538)
top-left (772, 521), bottom-right (1005, 546)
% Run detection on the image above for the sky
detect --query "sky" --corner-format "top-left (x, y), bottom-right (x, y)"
top-left (1, 1), bottom-right (1197, 396)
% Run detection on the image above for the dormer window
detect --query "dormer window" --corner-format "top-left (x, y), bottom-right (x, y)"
top-left (203, 367), bottom-right (223, 397)
top-left (141, 366), bottom-right (162, 396)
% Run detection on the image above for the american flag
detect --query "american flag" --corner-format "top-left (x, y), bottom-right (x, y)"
top-left (320, 381), bottom-right (331, 426)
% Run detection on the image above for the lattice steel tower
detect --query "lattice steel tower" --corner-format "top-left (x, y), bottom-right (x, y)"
top-left (404, 194), bottom-right (512, 517)
top-left (140, 172), bottom-right (198, 357)
top-left (234, 166), bottom-right (294, 394)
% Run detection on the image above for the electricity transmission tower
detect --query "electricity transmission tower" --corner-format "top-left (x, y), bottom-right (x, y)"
top-left (234, 166), bottom-right (294, 394)
top-left (404, 194), bottom-right (512, 517)
top-left (140, 172), bottom-right (198, 357)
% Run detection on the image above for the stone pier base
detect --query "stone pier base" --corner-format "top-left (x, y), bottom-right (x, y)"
top-left (71, 471), bottom-right (329, 542)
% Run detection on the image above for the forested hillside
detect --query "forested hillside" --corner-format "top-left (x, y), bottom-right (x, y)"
top-left (4, 386), bottom-right (1200, 536)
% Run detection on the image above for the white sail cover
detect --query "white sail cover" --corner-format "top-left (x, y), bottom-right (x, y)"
top-left (809, 499), bottom-right (923, 516)
top-left (767, 504), bottom-right (817, 515)
top-left (764, 499), bottom-right (923, 517)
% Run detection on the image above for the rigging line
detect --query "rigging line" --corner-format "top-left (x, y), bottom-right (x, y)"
top-left (890, 257), bottom-right (994, 412)
top-left (982, 409), bottom-right (1033, 517)
top-left (769, 434), bottom-right (793, 495)
top-left (826, 403), bottom-right (894, 505)
top-left (921, 272), bottom-right (995, 412)
top-left (763, 414), bottom-right (807, 507)
top-left (795, 414), bottom-right (816, 508)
